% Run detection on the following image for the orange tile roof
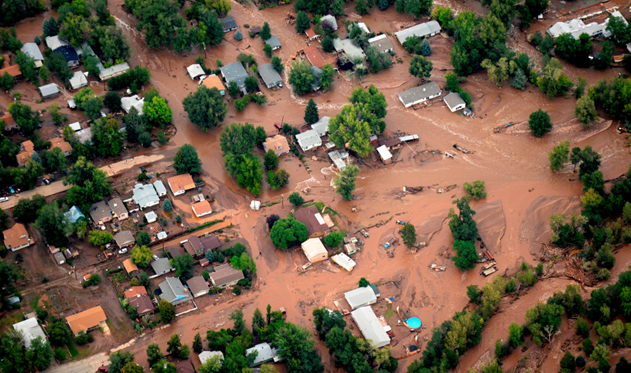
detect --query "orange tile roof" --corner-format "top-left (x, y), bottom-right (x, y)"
top-left (50, 136), bottom-right (72, 154)
top-left (263, 135), bottom-right (290, 155)
top-left (192, 200), bottom-right (212, 217)
top-left (167, 174), bottom-right (195, 193)
top-left (0, 64), bottom-right (21, 77)
top-left (66, 306), bottom-right (107, 335)
top-left (303, 46), bottom-right (336, 69)
top-left (1, 112), bottom-right (15, 125)
top-left (123, 258), bottom-right (138, 274)
top-left (305, 27), bottom-right (318, 39)
top-left (202, 75), bottom-right (225, 92)
top-left (124, 286), bottom-right (148, 299)
top-left (16, 140), bottom-right (35, 165)
top-left (3, 223), bottom-right (31, 250)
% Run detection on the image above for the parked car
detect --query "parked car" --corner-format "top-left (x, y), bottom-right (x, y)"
top-left (153, 254), bottom-right (159, 261)
top-left (118, 248), bottom-right (128, 254)
top-left (0, 197), bottom-right (8, 202)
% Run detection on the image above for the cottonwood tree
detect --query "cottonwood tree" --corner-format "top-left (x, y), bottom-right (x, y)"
top-left (289, 60), bottom-right (315, 95)
top-left (537, 58), bottom-right (573, 99)
top-left (529, 109), bottom-right (552, 137)
top-left (548, 141), bottom-right (570, 172)
top-left (575, 95), bottom-right (598, 128)
top-left (328, 105), bottom-right (373, 157)
top-left (174, 144), bottom-right (202, 174)
top-left (158, 300), bottom-right (175, 323)
top-left (409, 55), bottom-right (433, 80)
top-left (334, 165), bottom-right (360, 200)
top-left (401, 224), bottom-right (417, 248)
top-left (270, 218), bottom-right (308, 249)
top-left (9, 102), bottom-right (40, 136)
top-left (109, 350), bottom-right (135, 373)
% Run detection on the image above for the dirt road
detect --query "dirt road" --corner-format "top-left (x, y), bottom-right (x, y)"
top-left (0, 181), bottom-right (71, 210)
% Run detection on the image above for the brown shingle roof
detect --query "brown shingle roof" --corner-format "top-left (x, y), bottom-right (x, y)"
top-left (199, 234), bottom-right (221, 251)
top-left (3, 223), bottom-right (31, 250)
top-left (128, 293), bottom-right (154, 316)
top-left (50, 136), bottom-right (72, 154)
top-left (293, 205), bottom-right (330, 236)
top-left (66, 306), bottom-right (107, 335)
top-left (187, 276), bottom-right (209, 296)
top-left (303, 46), bottom-right (336, 69)
top-left (208, 264), bottom-right (244, 287)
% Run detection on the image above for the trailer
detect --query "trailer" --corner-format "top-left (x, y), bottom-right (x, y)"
top-left (481, 267), bottom-right (498, 277)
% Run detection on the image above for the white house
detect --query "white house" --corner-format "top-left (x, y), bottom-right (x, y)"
top-left (398, 82), bottom-right (442, 108)
top-left (443, 92), bottom-right (466, 112)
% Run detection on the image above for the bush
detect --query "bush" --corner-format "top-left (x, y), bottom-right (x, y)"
top-left (467, 285), bottom-right (482, 303)
top-left (560, 351), bottom-right (576, 370)
top-left (529, 109), bottom-right (552, 137)
top-left (464, 180), bottom-right (486, 200)
top-left (234, 30), bottom-right (243, 41)
top-left (138, 172), bottom-right (148, 181)
top-left (576, 355), bottom-right (586, 368)
top-left (323, 232), bottom-right (344, 248)
top-left (232, 285), bottom-right (242, 295)
top-left (359, 277), bottom-right (370, 287)
top-left (54, 348), bottom-right (66, 361)
top-left (163, 199), bottom-right (173, 212)
top-left (289, 192), bottom-right (304, 206)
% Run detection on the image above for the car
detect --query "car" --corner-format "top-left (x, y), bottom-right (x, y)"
top-left (118, 248), bottom-right (128, 254)
top-left (0, 197), bottom-right (8, 202)
top-left (140, 167), bottom-right (147, 173)
top-left (153, 254), bottom-right (159, 261)
top-left (42, 177), bottom-right (51, 185)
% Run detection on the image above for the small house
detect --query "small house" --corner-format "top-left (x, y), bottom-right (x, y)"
top-left (376, 145), bottom-right (393, 164)
top-left (75, 127), bottom-right (93, 144)
top-left (66, 306), bottom-right (107, 336)
top-left (45, 35), bottom-right (69, 51)
top-left (114, 230), bottom-right (134, 248)
top-left (328, 150), bottom-right (348, 171)
top-left (153, 180), bottom-right (167, 197)
top-left (398, 82), bottom-right (442, 108)
top-left (53, 251), bottom-right (66, 265)
top-left (123, 286), bottom-right (147, 299)
top-left (443, 92), bottom-right (466, 112)
top-left (394, 20), bottom-right (441, 44)
top-left (311, 116), bottom-right (330, 137)
top-left (1, 112), bottom-right (16, 131)
top-left (121, 95), bottom-right (144, 115)
top-left (199, 351), bottom-right (224, 365)
top-left (68, 121), bottom-right (81, 132)
top-left (264, 36), bottom-right (282, 51)
top-left (151, 257), bottom-right (174, 277)
top-left (167, 174), bottom-right (195, 196)
top-left (145, 211), bottom-right (157, 223)
top-left (201, 75), bottom-right (226, 95)
top-left (303, 46), bottom-right (337, 70)
top-left (123, 258), bottom-right (139, 276)
top-left (368, 34), bottom-right (394, 54)
top-left (301, 238), bottom-right (328, 263)
top-left (208, 264), bottom-right (244, 288)
top-left (13, 317), bottom-right (47, 348)
top-left (69, 71), bottom-right (88, 90)
top-left (158, 277), bottom-right (192, 305)
top-left (220, 16), bottom-right (237, 33)
top-left (332, 253), bottom-right (356, 272)
top-left (344, 287), bottom-right (377, 310)
top-left (20, 43), bottom-right (44, 68)
top-left (262, 135), bottom-right (290, 156)
top-left (192, 200), bottom-right (213, 218)
top-left (38, 83), bottom-right (60, 100)
top-left (351, 306), bottom-right (390, 348)
top-left (293, 205), bottom-right (330, 238)
top-left (16, 140), bottom-right (35, 166)
top-left (98, 62), bottom-right (130, 81)
top-left (187, 64), bottom-right (206, 80)
top-left (3, 224), bottom-right (33, 252)
top-left (64, 206), bottom-right (85, 224)
top-left (55, 45), bottom-right (80, 69)
top-left (90, 201), bottom-right (112, 225)
top-left (246, 343), bottom-right (281, 367)
top-left (305, 26), bottom-right (320, 41)
top-left (258, 63), bottom-right (282, 89)
top-left (128, 293), bottom-right (154, 316)
top-left (131, 183), bottom-right (159, 209)
top-left (295, 129), bottom-right (322, 152)
top-left (333, 38), bottom-right (366, 61)
top-left (50, 136), bottom-right (73, 156)
top-left (320, 15), bottom-right (338, 31)
top-left (219, 62), bottom-right (249, 91)
top-left (187, 276), bottom-right (209, 298)
top-left (108, 198), bottom-right (128, 221)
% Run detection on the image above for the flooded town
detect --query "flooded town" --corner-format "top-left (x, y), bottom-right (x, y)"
top-left (1, 0), bottom-right (631, 372)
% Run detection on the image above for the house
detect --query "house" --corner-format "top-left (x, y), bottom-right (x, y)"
top-left (16, 140), bottom-right (35, 166)
top-left (220, 16), bottom-right (238, 32)
top-left (187, 64), bottom-right (206, 80)
top-left (145, 211), bottom-right (157, 224)
top-left (192, 200), bottom-right (213, 218)
top-left (394, 20), bottom-right (441, 44)
top-left (183, 236), bottom-right (205, 257)
top-left (131, 183), bottom-right (160, 209)
top-left (199, 351), bottom-right (224, 365)
top-left (351, 306), bottom-right (390, 348)
top-left (398, 82), bottom-right (442, 108)
top-left (39, 83), bottom-right (60, 100)
top-left (98, 62), bottom-right (130, 81)
top-left (200, 234), bottom-right (222, 252)
top-left (344, 287), bottom-right (377, 310)
top-left (187, 276), bottom-right (209, 297)
top-left (75, 127), bottom-right (92, 144)
top-left (1, 112), bottom-right (16, 131)
top-left (90, 201), bottom-right (112, 225)
top-left (219, 62), bottom-right (249, 91)
top-left (208, 264), bottom-right (244, 288)
top-left (67, 99), bottom-right (77, 109)
top-left (13, 317), bottom-right (47, 348)
top-left (114, 230), bottom-right (134, 248)
top-left (45, 35), bottom-right (69, 51)
top-left (443, 92), bottom-right (466, 112)
top-left (376, 145), bottom-right (393, 164)
top-left (263, 135), bottom-right (290, 156)
top-left (64, 206), bottom-right (85, 224)
top-left (165, 246), bottom-right (182, 259)
top-left (264, 36), bottom-right (282, 50)
top-left (158, 277), bottom-right (192, 305)
top-left (153, 180), bottom-right (167, 197)
top-left (548, 17), bottom-right (605, 39)
top-left (123, 258), bottom-right (139, 276)
top-left (328, 150), bottom-right (349, 171)
top-left (53, 251), bottom-right (66, 265)
top-left (55, 45), bottom-right (80, 69)
top-left (128, 293), bottom-right (154, 316)
top-left (121, 95), bottom-right (144, 115)
top-left (381, 137), bottom-right (402, 151)
top-left (305, 26), bottom-right (320, 41)
top-left (258, 63), bottom-right (283, 89)
top-left (293, 205), bottom-right (330, 238)
top-left (167, 174), bottom-right (195, 196)
top-left (303, 46), bottom-right (337, 69)
top-left (356, 22), bottom-right (370, 34)
top-left (246, 343), bottom-right (280, 366)
top-left (604, 11), bottom-right (628, 39)
top-left (250, 26), bottom-right (261, 35)
top-left (368, 34), bottom-right (394, 54)
top-left (123, 286), bottom-right (147, 299)
top-left (66, 306), bottom-right (107, 336)
top-left (332, 253), bottom-right (356, 272)
top-left (333, 38), bottom-right (366, 61)
top-left (50, 136), bottom-right (73, 156)
top-left (173, 359), bottom-right (196, 373)
top-left (0, 64), bottom-right (22, 79)
top-left (311, 116), bottom-right (330, 137)
top-left (151, 257), bottom-right (174, 276)
top-left (20, 43), bottom-right (44, 68)
top-left (301, 238), bottom-right (328, 263)
top-left (201, 75), bottom-right (226, 95)
top-left (320, 15), bottom-right (338, 31)
top-left (69, 71), bottom-right (88, 90)
top-left (295, 129), bottom-right (322, 152)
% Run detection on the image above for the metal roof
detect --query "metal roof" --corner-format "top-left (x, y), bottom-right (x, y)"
top-left (199, 351), bottom-right (224, 365)
top-left (376, 145), bottom-right (392, 161)
top-left (121, 95), bottom-right (144, 115)
top-left (220, 62), bottom-right (249, 87)
top-left (132, 183), bottom-right (159, 208)
top-left (246, 343), bottom-right (280, 366)
top-left (69, 71), bottom-right (88, 90)
top-left (45, 35), bottom-right (69, 51)
top-left (333, 38), bottom-right (366, 60)
top-left (351, 306), bottom-right (391, 348)
top-left (145, 211), bottom-right (157, 223)
top-left (153, 180), bottom-right (167, 196)
top-left (443, 92), bottom-right (465, 110)
top-left (295, 129), bottom-right (322, 151)
top-left (55, 45), bottom-right (79, 63)
top-left (320, 15), bottom-right (338, 31)
top-left (368, 34), bottom-right (394, 53)
top-left (311, 116), bottom-right (330, 137)
top-left (344, 287), bottom-right (377, 310)
top-left (64, 206), bottom-right (85, 224)
top-left (99, 62), bottom-right (130, 80)
top-left (264, 36), bottom-right (282, 49)
top-left (39, 83), bottom-right (59, 98)
top-left (13, 317), bottom-right (46, 348)
top-left (21, 43), bottom-right (43, 61)
top-left (398, 82), bottom-right (441, 106)
top-left (394, 21), bottom-right (441, 44)
top-left (258, 63), bottom-right (282, 87)
top-left (187, 64), bottom-right (206, 80)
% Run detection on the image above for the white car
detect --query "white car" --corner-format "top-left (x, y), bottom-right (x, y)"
top-left (0, 197), bottom-right (8, 202)
top-left (153, 254), bottom-right (159, 261)
top-left (118, 248), bottom-right (128, 254)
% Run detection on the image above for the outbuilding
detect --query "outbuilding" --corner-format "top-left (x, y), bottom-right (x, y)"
top-left (187, 64), bottom-right (206, 80)
top-left (264, 36), bottom-right (282, 50)
top-left (332, 253), bottom-right (356, 272)
top-left (376, 145), bottom-right (393, 164)
top-left (443, 92), bottom-right (466, 112)
top-left (153, 180), bottom-right (167, 197)
top-left (38, 83), bottom-right (60, 100)
top-left (145, 211), bottom-right (157, 223)
top-left (295, 129), bottom-right (322, 152)
top-left (192, 200), bottom-right (213, 218)
top-left (123, 258), bottom-right (139, 276)
top-left (69, 71), bottom-right (88, 90)
top-left (301, 238), bottom-right (328, 263)
top-left (368, 34), bottom-right (394, 54)
top-left (344, 287), bottom-right (377, 310)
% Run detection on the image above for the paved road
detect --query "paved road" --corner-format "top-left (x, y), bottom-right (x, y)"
top-left (1, 181), bottom-right (71, 210)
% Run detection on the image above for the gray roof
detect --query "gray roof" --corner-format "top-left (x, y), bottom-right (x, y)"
top-left (220, 16), bottom-right (237, 30)
top-left (398, 82), bottom-right (442, 106)
top-left (121, 95), bottom-right (144, 115)
top-left (145, 211), bottom-right (157, 223)
top-left (208, 264), bottom-right (244, 287)
top-left (187, 276), bottom-right (209, 296)
top-left (333, 38), bottom-right (366, 60)
top-left (246, 342), bottom-right (279, 366)
top-left (64, 206), bottom-right (85, 224)
top-left (114, 230), bottom-right (134, 247)
top-left (220, 62), bottom-right (249, 87)
top-left (443, 92), bottom-right (465, 109)
top-left (74, 41), bottom-right (96, 57)
top-left (344, 287), bottom-right (377, 310)
top-left (45, 36), bottom-right (69, 51)
top-left (21, 43), bottom-right (44, 61)
top-left (69, 71), bottom-right (88, 90)
top-left (151, 257), bottom-right (174, 275)
top-left (153, 180), bottom-right (167, 196)
top-left (264, 36), bottom-right (281, 49)
top-left (108, 198), bottom-right (128, 218)
top-left (89, 201), bottom-right (111, 223)
top-left (295, 129), bottom-right (322, 151)
top-left (187, 64), bottom-right (205, 80)
top-left (132, 183), bottom-right (159, 208)
top-left (39, 83), bottom-right (59, 98)
top-left (351, 306), bottom-right (390, 348)
top-left (368, 34), bottom-right (394, 53)
top-left (395, 20), bottom-right (441, 44)
top-left (159, 277), bottom-right (191, 304)
top-left (311, 116), bottom-right (330, 137)
top-left (13, 317), bottom-right (47, 348)
top-left (328, 150), bottom-right (348, 171)
top-left (199, 351), bottom-right (224, 365)
top-left (76, 127), bottom-right (92, 144)
top-left (320, 15), bottom-right (338, 31)
top-left (258, 63), bottom-right (282, 87)
top-left (99, 62), bottom-right (130, 80)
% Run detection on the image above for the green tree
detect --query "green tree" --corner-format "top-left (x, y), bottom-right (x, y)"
top-left (9, 102), bottom-right (40, 136)
top-left (92, 116), bottom-right (124, 157)
top-left (225, 153), bottom-right (262, 195)
top-left (131, 245), bottom-right (152, 268)
top-left (0, 72), bottom-right (14, 91)
top-left (228, 81), bottom-right (239, 98)
top-left (575, 316), bottom-right (589, 338)
top-left (144, 96), bottom-right (172, 128)
top-left (575, 95), bottom-right (598, 128)
top-left (323, 231), bottom-right (344, 248)
top-left (328, 105), bottom-right (373, 157)
top-left (158, 299), bottom-right (175, 323)
top-left (260, 22), bottom-right (271, 40)
top-left (289, 192), bottom-right (304, 206)
top-left (192, 333), bottom-right (203, 354)
top-left (448, 198), bottom-right (478, 242)
top-left (271, 56), bottom-right (284, 73)
top-left (289, 60), bottom-right (315, 95)
top-left (574, 76), bottom-right (588, 99)
top-left (549, 140), bottom-right (570, 172)
top-left (166, 334), bottom-right (182, 357)
top-left (304, 99), bottom-right (319, 125)
top-left (163, 199), bottom-right (173, 212)
top-left (267, 169), bottom-right (290, 190)
top-left (26, 336), bottom-right (53, 371)
top-left (89, 230), bottom-right (113, 247)
top-left (264, 150), bottom-right (279, 170)
top-left (529, 109), bottom-right (552, 137)
top-left (452, 239), bottom-right (478, 270)
top-left (173, 254), bottom-right (194, 280)
top-left (576, 146), bottom-right (601, 179)
top-left (355, 0), bottom-right (368, 14)
top-left (98, 26), bottom-right (131, 62)
top-left (510, 68), bottom-right (527, 90)
top-left (264, 44), bottom-right (273, 58)
top-left (467, 284), bottom-right (482, 303)
top-left (109, 350), bottom-right (135, 373)
top-left (319, 63), bottom-right (335, 92)
top-left (322, 35), bottom-right (334, 52)
top-left (463, 180), bottom-right (486, 200)
top-left (14, 51), bottom-right (38, 85)
top-left (182, 85), bottom-right (227, 131)
top-left (401, 224), bottom-right (417, 248)
top-left (273, 323), bottom-right (323, 373)
top-left (537, 58), bottom-right (574, 99)
top-left (12, 194), bottom-right (46, 223)
top-left (136, 231), bottom-right (151, 246)
top-left (104, 92), bottom-right (122, 112)
top-left (359, 277), bottom-right (370, 287)
top-left (583, 338), bottom-right (594, 356)
top-left (252, 308), bottom-right (265, 338)
top-left (174, 144), bottom-right (202, 174)
top-left (482, 57), bottom-right (510, 87)
top-left (508, 322), bottom-right (524, 347)
top-left (296, 11), bottom-right (311, 34)
top-left (146, 343), bottom-right (164, 367)
top-left (334, 165), bottom-right (360, 200)
top-left (35, 204), bottom-right (72, 247)
top-left (269, 218), bottom-right (308, 249)
top-left (409, 55), bottom-right (433, 80)
top-left (44, 51), bottom-right (72, 82)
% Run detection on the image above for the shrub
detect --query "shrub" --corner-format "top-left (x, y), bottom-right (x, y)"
top-left (359, 277), bottom-right (370, 287)
top-left (323, 232), bottom-right (344, 248)
top-left (234, 30), bottom-right (243, 41)
top-left (464, 180), bottom-right (486, 200)
top-left (232, 285), bottom-right (242, 295)
top-left (163, 199), bottom-right (173, 212)
top-left (576, 355), bottom-right (586, 368)
top-left (289, 192), bottom-right (304, 206)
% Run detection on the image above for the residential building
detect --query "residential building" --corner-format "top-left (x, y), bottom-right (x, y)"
top-left (39, 83), bottom-right (60, 100)
top-left (45, 35), bottom-right (69, 51)
top-left (293, 205), bottom-right (330, 238)
top-left (158, 277), bottom-right (192, 305)
top-left (250, 26), bottom-right (261, 35)
top-left (328, 150), bottom-right (349, 171)
top-left (187, 276), bottom-right (209, 297)
top-left (264, 36), bottom-right (282, 50)
top-left (356, 22), bottom-right (370, 34)
top-left (98, 62), bottom-right (130, 81)
top-left (66, 306), bottom-right (107, 336)
top-left (220, 62), bottom-right (249, 91)
top-left (303, 46), bottom-right (337, 69)
top-left (123, 286), bottom-right (147, 299)
top-left (246, 343), bottom-right (280, 366)
top-left (333, 38), bottom-right (366, 61)
top-left (398, 82), bottom-right (442, 108)
top-left (376, 145), bottom-right (393, 164)
top-left (305, 26), bottom-right (319, 41)
top-left (151, 257), bottom-right (174, 276)
top-left (311, 116), bottom-right (330, 137)
top-left (220, 16), bottom-right (237, 32)
top-left (131, 183), bottom-right (160, 209)
top-left (20, 43), bottom-right (44, 68)
top-left (183, 236), bottom-right (206, 257)
top-left (548, 18), bottom-right (605, 39)
top-left (301, 238), bottom-right (328, 263)
top-left (394, 20), bottom-right (441, 44)
top-left (351, 306), bottom-right (390, 348)
top-left (344, 287), bottom-right (377, 310)
top-left (332, 253), bottom-right (356, 272)
top-left (258, 63), bottom-right (283, 89)
top-left (69, 71), bottom-right (88, 90)
top-left (192, 200), bottom-right (213, 218)
top-left (53, 251), bottom-right (66, 265)
top-left (123, 258), bottom-right (139, 276)
top-left (1, 112), bottom-right (16, 131)
top-left (295, 129), bottom-right (322, 152)
top-left (368, 34), bottom-right (394, 54)
top-left (16, 140), bottom-right (35, 166)
top-left (68, 121), bottom-right (81, 132)
top-left (153, 180), bottom-right (167, 197)
top-left (75, 127), bottom-right (92, 144)
top-left (167, 174), bottom-right (195, 196)
top-left (0, 64), bottom-right (21, 79)
top-left (13, 317), bottom-right (46, 348)
top-left (121, 95), bottom-right (144, 115)
top-left (108, 198), bottom-right (129, 220)
top-left (320, 15), bottom-right (338, 31)
top-left (199, 351), bottom-right (224, 365)
top-left (128, 293), bottom-right (154, 316)
top-left (187, 64), bottom-right (206, 80)
top-left (262, 135), bottom-right (290, 156)
top-left (145, 211), bottom-right (157, 224)
top-left (50, 136), bottom-right (73, 156)
top-left (443, 92), bottom-right (466, 112)
top-left (55, 45), bottom-right (80, 69)
top-left (114, 230), bottom-right (134, 248)
top-left (201, 75), bottom-right (226, 95)
top-left (208, 264), bottom-right (244, 288)
top-left (89, 201), bottom-right (112, 225)
top-left (64, 206), bottom-right (85, 224)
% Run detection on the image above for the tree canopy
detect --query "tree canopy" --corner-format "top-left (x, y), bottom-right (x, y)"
top-left (270, 218), bottom-right (308, 250)
top-left (183, 86), bottom-right (227, 131)
top-left (174, 144), bottom-right (202, 174)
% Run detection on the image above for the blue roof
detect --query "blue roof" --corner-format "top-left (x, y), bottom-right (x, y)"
top-left (64, 206), bottom-right (85, 224)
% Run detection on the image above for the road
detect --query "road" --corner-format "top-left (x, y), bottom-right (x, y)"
top-left (45, 352), bottom-right (108, 373)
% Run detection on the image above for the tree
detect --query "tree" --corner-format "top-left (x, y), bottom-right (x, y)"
top-left (182, 85), bottom-right (226, 131)
top-left (273, 323), bottom-right (323, 373)
top-left (511, 68), bottom-right (527, 90)
top-left (270, 218), bottom-right (308, 249)
top-left (89, 231), bottom-right (113, 247)
top-left (328, 105), bottom-right (373, 157)
top-left (529, 109), bottom-right (552, 137)
top-left (35, 204), bottom-right (72, 247)
top-left (576, 146), bottom-right (601, 179)
top-left (575, 95), bottom-right (598, 128)
top-left (263, 44), bottom-right (273, 58)
top-left (92, 116), bottom-right (124, 157)
top-left (267, 169), bottom-right (290, 190)
top-left (296, 11), bottom-right (311, 34)
top-left (163, 199), bottom-right (173, 212)
top-left (409, 55), bottom-right (432, 80)
top-left (264, 150), bottom-right (279, 170)
top-left (167, 334), bottom-right (182, 357)
top-left (464, 180), bottom-right (487, 200)
top-left (508, 322), bottom-right (524, 347)
top-left (220, 122), bottom-right (265, 156)
top-left (12, 194), bottom-right (46, 223)
top-left (9, 102), bottom-right (40, 136)
top-left (109, 350), bottom-right (135, 373)
top-left (252, 308), bottom-right (266, 338)
top-left (334, 165), bottom-right (360, 200)
top-left (289, 192), bottom-right (304, 206)
top-left (260, 22), bottom-right (272, 41)
top-left (322, 34), bottom-right (334, 52)
top-left (147, 343), bottom-right (164, 367)
top-left (225, 153), bottom-right (263, 195)
top-left (304, 99), bottom-right (319, 125)
top-left (245, 76), bottom-right (259, 94)
top-left (319, 63), bottom-right (335, 92)
top-left (448, 198), bottom-right (478, 242)
top-left (15, 51), bottom-right (38, 85)
top-left (43, 17), bottom-right (60, 37)
top-left (537, 58), bottom-right (573, 99)
top-left (174, 144), bottom-right (202, 174)
top-left (44, 51), bottom-right (73, 82)
top-left (355, 0), bottom-right (368, 14)
top-left (131, 246), bottom-right (152, 268)
top-left (289, 60), bottom-right (315, 95)
top-left (0, 72), bottom-right (14, 91)
top-left (144, 96), bottom-right (172, 128)
top-left (158, 299), bottom-right (176, 323)
top-left (401, 224), bottom-right (417, 248)
top-left (482, 57), bottom-right (510, 87)
top-left (104, 92), bottom-right (122, 112)
top-left (323, 232), bottom-right (344, 248)
top-left (452, 239), bottom-right (478, 270)
top-left (549, 141), bottom-right (570, 172)
top-left (134, 231), bottom-right (150, 246)
top-left (271, 56), bottom-right (284, 73)
top-left (174, 254), bottom-right (194, 280)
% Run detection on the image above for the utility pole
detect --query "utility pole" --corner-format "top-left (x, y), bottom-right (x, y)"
top-left (281, 194), bottom-right (284, 208)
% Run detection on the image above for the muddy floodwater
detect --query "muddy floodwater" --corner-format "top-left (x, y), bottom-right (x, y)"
top-left (4, 0), bottom-right (631, 371)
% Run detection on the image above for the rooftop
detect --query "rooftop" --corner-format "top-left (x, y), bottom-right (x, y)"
top-left (159, 277), bottom-right (191, 304)
top-left (187, 64), bottom-right (206, 80)
top-left (39, 83), bottom-right (60, 97)
top-left (66, 306), bottom-right (107, 335)
top-left (192, 200), bottom-right (213, 217)
top-left (368, 34), bottom-right (394, 53)
top-left (301, 238), bottom-right (328, 263)
top-left (114, 230), bottom-right (134, 247)
top-left (132, 183), bottom-right (159, 208)
top-left (344, 287), bottom-right (377, 310)
top-left (263, 134), bottom-right (290, 155)
top-left (167, 174), bottom-right (195, 193)
top-left (208, 264), bottom-right (244, 287)
top-left (199, 351), bottom-right (225, 365)
top-left (295, 129), bottom-right (322, 151)
top-left (153, 180), bottom-right (167, 196)
top-left (89, 201), bottom-right (111, 223)
top-left (351, 306), bottom-right (390, 348)
top-left (246, 342), bottom-right (280, 366)
top-left (443, 92), bottom-right (466, 110)
top-left (201, 75), bottom-right (226, 92)
top-left (123, 258), bottom-right (138, 274)
top-left (50, 136), bottom-right (73, 154)
top-left (293, 205), bottom-right (329, 236)
top-left (64, 206), bottom-right (85, 224)
top-left (187, 276), bottom-right (209, 295)
top-left (220, 16), bottom-right (237, 30)
top-left (121, 95), bottom-right (144, 115)
top-left (258, 63), bottom-right (282, 87)
top-left (99, 62), bottom-right (130, 80)
top-left (398, 82), bottom-right (442, 106)
top-left (13, 317), bottom-right (46, 348)
top-left (264, 36), bottom-right (282, 49)
top-left (55, 45), bottom-right (79, 63)
top-left (123, 286), bottom-right (148, 299)
top-left (220, 62), bottom-right (249, 87)
top-left (394, 20), bottom-right (441, 44)
top-left (45, 35), bottom-right (69, 51)
top-left (333, 38), bottom-right (366, 60)
top-left (303, 46), bottom-right (337, 69)
top-left (311, 116), bottom-right (330, 137)
top-left (151, 257), bottom-right (174, 274)
top-left (0, 64), bottom-right (21, 78)
top-left (69, 71), bottom-right (88, 90)
top-left (21, 43), bottom-right (44, 61)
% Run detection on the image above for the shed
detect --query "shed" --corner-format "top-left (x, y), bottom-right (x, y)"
top-left (301, 238), bottom-right (328, 263)
top-left (151, 257), bottom-right (174, 276)
top-left (220, 62), bottom-right (249, 89)
top-left (187, 276), bottom-right (210, 297)
top-left (262, 135), bottom-right (290, 156)
top-left (220, 16), bottom-right (238, 32)
top-left (246, 342), bottom-right (280, 366)
top-left (157, 231), bottom-right (167, 240)
top-left (68, 100), bottom-right (77, 109)
top-left (264, 36), bottom-right (282, 50)
top-left (114, 230), bottom-right (134, 248)
top-left (69, 71), bottom-right (88, 90)
top-left (13, 318), bottom-right (47, 348)
top-left (159, 277), bottom-right (192, 305)
top-left (295, 129), bottom-right (322, 152)
top-left (153, 180), bottom-right (167, 197)
top-left (187, 64), bottom-right (206, 80)
top-left (20, 43), bottom-right (44, 67)
top-left (443, 92), bottom-right (466, 112)
top-left (344, 287), bottom-right (377, 310)
top-left (199, 351), bottom-right (224, 365)
top-left (201, 75), bottom-right (226, 95)
top-left (332, 253), bottom-right (356, 272)
top-left (368, 34), bottom-right (394, 54)
top-left (208, 264), bottom-right (244, 288)
top-left (258, 63), bottom-right (283, 89)
top-left (98, 62), bottom-right (130, 81)
top-left (376, 145), bottom-right (393, 164)
top-left (145, 211), bottom-right (157, 223)
top-left (394, 21), bottom-right (441, 44)
top-left (38, 83), bottom-right (60, 99)
top-left (311, 116), bottom-right (330, 137)
top-left (69, 121), bottom-right (81, 131)
top-left (53, 251), bottom-right (66, 265)
top-left (123, 258), bottom-right (139, 276)
top-left (398, 82), bottom-right (442, 108)
top-left (351, 306), bottom-right (390, 348)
